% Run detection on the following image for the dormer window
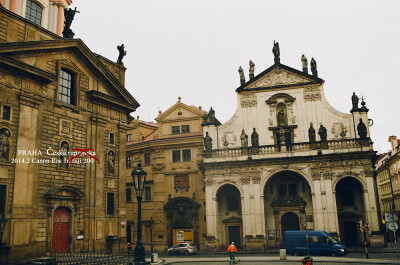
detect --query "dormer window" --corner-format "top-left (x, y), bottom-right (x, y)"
top-left (59, 70), bottom-right (74, 105)
top-left (25, 0), bottom-right (43, 26)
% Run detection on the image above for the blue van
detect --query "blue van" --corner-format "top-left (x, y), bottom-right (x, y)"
top-left (283, 230), bottom-right (347, 256)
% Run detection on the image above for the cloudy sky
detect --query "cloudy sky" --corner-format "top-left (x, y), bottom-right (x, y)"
top-left (74, 0), bottom-right (399, 153)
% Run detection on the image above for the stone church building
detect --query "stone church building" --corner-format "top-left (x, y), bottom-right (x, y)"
top-left (202, 43), bottom-right (383, 251)
top-left (0, 4), bottom-right (138, 263)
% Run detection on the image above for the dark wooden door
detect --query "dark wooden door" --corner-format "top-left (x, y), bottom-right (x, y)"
top-left (52, 207), bottom-right (71, 253)
top-left (343, 221), bottom-right (358, 246)
top-left (228, 226), bottom-right (241, 249)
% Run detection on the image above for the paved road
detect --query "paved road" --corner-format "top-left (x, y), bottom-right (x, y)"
top-left (156, 252), bottom-right (400, 264)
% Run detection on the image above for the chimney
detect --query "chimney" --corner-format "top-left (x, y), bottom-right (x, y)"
top-left (388, 135), bottom-right (398, 151)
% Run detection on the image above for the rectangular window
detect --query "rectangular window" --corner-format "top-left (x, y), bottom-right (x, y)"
top-left (2, 106), bottom-right (11, 121)
top-left (288, 184), bottom-right (297, 196)
top-left (127, 224), bottom-right (132, 243)
top-left (126, 188), bottom-right (132, 202)
top-left (107, 193), bottom-right (114, 215)
top-left (109, 133), bottom-right (115, 144)
top-left (172, 126), bottom-right (180, 134)
top-left (126, 156), bottom-right (132, 168)
top-left (0, 185), bottom-right (6, 214)
top-left (127, 134), bottom-right (132, 142)
top-left (144, 187), bottom-right (151, 201)
top-left (25, 0), bottom-right (42, 25)
top-left (181, 125), bottom-right (190, 133)
top-left (172, 150), bottom-right (181, 162)
top-left (144, 153), bottom-right (151, 165)
top-left (182, 149), bottom-right (191, 162)
top-left (227, 194), bottom-right (239, 211)
top-left (59, 70), bottom-right (74, 104)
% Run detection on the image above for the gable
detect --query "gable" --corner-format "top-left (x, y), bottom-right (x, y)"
top-left (156, 101), bottom-right (204, 122)
top-left (237, 64), bottom-right (323, 92)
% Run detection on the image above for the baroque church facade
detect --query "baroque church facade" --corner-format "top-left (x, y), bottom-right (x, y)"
top-left (201, 43), bottom-right (383, 251)
top-left (0, 4), bottom-right (138, 263)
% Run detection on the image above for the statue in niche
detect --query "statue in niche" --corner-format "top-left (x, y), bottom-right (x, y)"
top-left (117, 44), bottom-right (127, 65)
top-left (238, 66), bottom-right (245, 85)
top-left (249, 60), bottom-right (255, 79)
top-left (59, 141), bottom-right (69, 170)
top-left (251, 128), bottom-right (259, 148)
top-left (108, 150), bottom-right (115, 175)
top-left (351, 92), bottom-right (359, 110)
top-left (357, 118), bottom-right (367, 139)
top-left (204, 132), bottom-right (213, 151)
top-left (308, 122), bottom-right (316, 142)
top-left (240, 129), bottom-right (248, 147)
top-left (301, 54), bottom-right (308, 73)
top-left (277, 109), bottom-right (286, 126)
top-left (0, 128), bottom-right (11, 161)
top-left (318, 124), bottom-right (327, 142)
top-left (285, 132), bottom-right (292, 151)
top-left (310, 58), bottom-right (318, 77)
top-left (272, 40), bottom-right (280, 64)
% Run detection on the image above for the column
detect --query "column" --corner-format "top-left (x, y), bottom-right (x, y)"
top-left (365, 176), bottom-right (380, 232)
top-left (9, 0), bottom-right (18, 13)
top-left (312, 178), bottom-right (324, 230)
top-left (56, 4), bottom-right (64, 36)
top-left (252, 181), bottom-right (263, 236)
top-left (48, 2), bottom-right (58, 33)
top-left (324, 178), bottom-right (337, 233)
top-left (205, 185), bottom-right (216, 238)
top-left (241, 183), bottom-right (251, 236)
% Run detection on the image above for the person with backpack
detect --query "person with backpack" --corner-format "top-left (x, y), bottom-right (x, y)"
top-left (227, 242), bottom-right (238, 264)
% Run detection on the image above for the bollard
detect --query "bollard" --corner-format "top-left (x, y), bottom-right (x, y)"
top-left (280, 249), bottom-right (287, 260)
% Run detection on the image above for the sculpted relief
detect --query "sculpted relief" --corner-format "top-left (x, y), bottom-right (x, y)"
top-left (249, 68), bottom-right (310, 88)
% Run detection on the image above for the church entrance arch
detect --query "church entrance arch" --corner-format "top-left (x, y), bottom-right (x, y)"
top-left (216, 184), bottom-right (242, 249)
top-left (335, 177), bottom-right (365, 247)
top-left (263, 171), bottom-right (313, 247)
top-left (164, 197), bottom-right (200, 248)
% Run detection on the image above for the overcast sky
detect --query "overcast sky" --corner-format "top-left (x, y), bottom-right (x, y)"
top-left (73, 0), bottom-right (399, 153)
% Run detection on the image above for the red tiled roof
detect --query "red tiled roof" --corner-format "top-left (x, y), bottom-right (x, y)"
top-left (143, 130), bottom-right (156, 141)
top-left (190, 105), bottom-right (207, 114)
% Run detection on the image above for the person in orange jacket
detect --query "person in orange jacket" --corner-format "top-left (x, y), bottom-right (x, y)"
top-left (227, 242), bottom-right (237, 263)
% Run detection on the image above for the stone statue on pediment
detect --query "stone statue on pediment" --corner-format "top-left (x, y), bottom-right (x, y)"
top-left (318, 124), bottom-right (327, 142)
top-left (63, 7), bottom-right (79, 38)
top-left (251, 128), bottom-right (259, 148)
top-left (249, 60), bottom-right (255, 79)
top-left (117, 44), bottom-right (127, 65)
top-left (301, 54), bottom-right (308, 73)
top-left (310, 58), bottom-right (318, 77)
top-left (308, 122), bottom-right (316, 142)
top-left (272, 41), bottom-right (280, 64)
top-left (238, 66), bottom-right (245, 85)
top-left (357, 118), bottom-right (367, 139)
top-left (351, 92), bottom-right (359, 110)
top-left (240, 129), bottom-right (248, 147)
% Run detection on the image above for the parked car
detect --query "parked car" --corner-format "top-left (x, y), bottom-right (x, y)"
top-left (283, 230), bottom-right (347, 256)
top-left (168, 243), bottom-right (197, 256)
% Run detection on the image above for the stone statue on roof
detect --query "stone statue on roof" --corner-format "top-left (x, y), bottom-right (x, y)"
top-left (117, 44), bottom-right (127, 65)
top-left (301, 54), bottom-right (308, 73)
top-left (63, 7), bottom-right (80, 38)
top-left (249, 60), bottom-right (255, 79)
top-left (351, 92), bottom-right (359, 110)
top-left (272, 41), bottom-right (280, 64)
top-left (238, 66), bottom-right (245, 85)
top-left (310, 58), bottom-right (318, 77)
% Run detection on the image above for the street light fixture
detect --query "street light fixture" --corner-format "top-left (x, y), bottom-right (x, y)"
top-left (149, 217), bottom-right (154, 263)
top-left (131, 161), bottom-right (149, 265)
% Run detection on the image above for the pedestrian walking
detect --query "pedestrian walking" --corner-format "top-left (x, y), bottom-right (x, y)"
top-left (227, 242), bottom-right (238, 264)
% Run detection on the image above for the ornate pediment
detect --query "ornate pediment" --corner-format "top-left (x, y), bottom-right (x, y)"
top-left (246, 67), bottom-right (313, 89)
top-left (222, 216), bottom-right (242, 224)
top-left (271, 195), bottom-right (306, 208)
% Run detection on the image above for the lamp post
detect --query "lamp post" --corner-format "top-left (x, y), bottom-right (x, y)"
top-left (149, 217), bottom-right (154, 263)
top-left (131, 161), bottom-right (149, 265)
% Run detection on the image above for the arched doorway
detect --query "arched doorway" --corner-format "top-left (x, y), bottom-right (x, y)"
top-left (336, 177), bottom-right (365, 247)
top-left (51, 207), bottom-right (72, 253)
top-left (281, 212), bottom-right (300, 232)
top-left (264, 171), bottom-right (313, 247)
top-left (216, 184), bottom-right (242, 249)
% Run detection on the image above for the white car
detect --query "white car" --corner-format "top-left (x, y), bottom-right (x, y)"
top-left (168, 243), bottom-right (197, 256)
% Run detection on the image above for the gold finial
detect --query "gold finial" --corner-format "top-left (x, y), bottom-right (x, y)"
top-left (178, 96), bottom-right (181, 101)
top-left (158, 110), bottom-right (162, 115)
top-left (199, 106), bottom-right (202, 110)
top-left (137, 116), bottom-right (139, 120)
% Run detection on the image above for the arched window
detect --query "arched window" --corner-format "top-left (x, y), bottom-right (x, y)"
top-left (25, 0), bottom-right (43, 25)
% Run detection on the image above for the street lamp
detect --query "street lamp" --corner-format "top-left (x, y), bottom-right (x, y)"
top-left (131, 161), bottom-right (149, 265)
top-left (149, 217), bottom-right (154, 263)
